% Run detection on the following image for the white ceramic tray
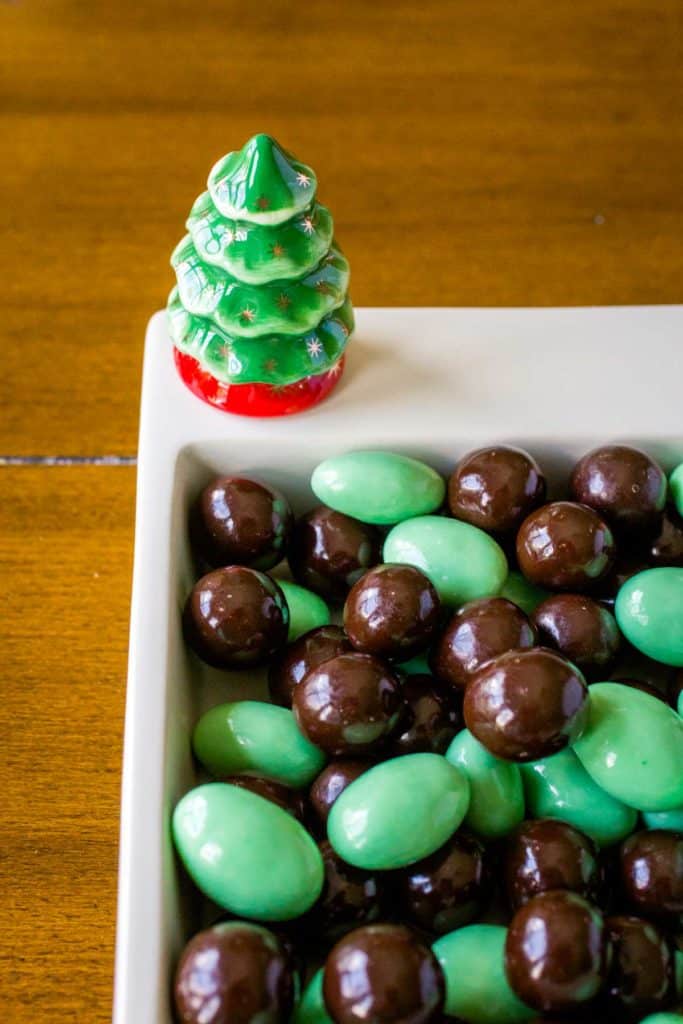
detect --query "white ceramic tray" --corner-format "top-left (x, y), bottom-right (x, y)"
top-left (114, 304), bottom-right (683, 1024)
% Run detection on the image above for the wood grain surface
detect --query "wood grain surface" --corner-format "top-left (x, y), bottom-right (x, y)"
top-left (1, 1), bottom-right (681, 1020)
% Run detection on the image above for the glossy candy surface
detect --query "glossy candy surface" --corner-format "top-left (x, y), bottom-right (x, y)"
top-left (191, 476), bottom-right (293, 570)
top-left (173, 921), bottom-right (295, 1024)
top-left (291, 970), bottom-right (331, 1024)
top-left (671, 463), bottom-right (683, 517)
top-left (463, 648), bottom-right (589, 762)
top-left (289, 506), bottom-right (381, 601)
top-left (172, 783), bottom-right (324, 920)
top-left (327, 753), bottom-right (470, 870)
top-left (183, 566), bottom-right (289, 668)
top-left (221, 775), bottom-right (306, 820)
top-left (344, 564), bottom-right (440, 661)
top-left (570, 444), bottom-right (667, 536)
top-left (308, 840), bottom-right (382, 939)
top-left (193, 701), bottom-right (325, 786)
top-left (616, 567), bottom-right (683, 666)
top-left (500, 571), bottom-right (551, 616)
top-left (446, 729), bottom-right (525, 839)
top-left (431, 598), bottom-right (536, 692)
top-left (323, 924), bottom-right (445, 1024)
top-left (502, 818), bottom-right (600, 909)
top-left (520, 748), bottom-right (638, 846)
top-left (604, 914), bottom-right (674, 1017)
top-left (309, 760), bottom-right (370, 828)
top-left (268, 624), bottom-right (351, 707)
top-left (516, 501), bottom-right (616, 590)
top-left (276, 579), bottom-right (330, 641)
top-left (390, 675), bottom-right (461, 756)
top-left (447, 445), bottom-right (546, 534)
top-left (311, 451), bottom-right (445, 526)
top-left (572, 683), bottom-right (683, 811)
top-left (433, 924), bottom-right (533, 1024)
top-left (619, 829), bottom-right (683, 916)
top-left (384, 515), bottom-right (508, 606)
top-left (532, 594), bottom-right (620, 679)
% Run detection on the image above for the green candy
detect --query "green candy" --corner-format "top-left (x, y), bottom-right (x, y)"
top-left (670, 462), bottom-right (683, 518)
top-left (433, 924), bottom-right (533, 1024)
top-left (172, 783), bottom-right (324, 920)
top-left (638, 1015), bottom-right (683, 1023)
top-left (327, 753), bottom-right (470, 870)
top-left (291, 970), bottom-right (331, 1024)
top-left (398, 652), bottom-right (432, 675)
top-left (311, 451), bottom-right (445, 526)
top-left (616, 567), bottom-right (683, 666)
top-left (276, 580), bottom-right (330, 641)
top-left (573, 683), bottom-right (683, 812)
top-left (384, 516), bottom-right (508, 606)
top-left (676, 948), bottom-right (683, 999)
top-left (446, 730), bottom-right (525, 839)
top-left (499, 570), bottom-right (550, 615)
top-left (193, 701), bottom-right (325, 787)
top-left (521, 747), bottom-right (637, 846)
top-left (643, 807), bottom-right (683, 831)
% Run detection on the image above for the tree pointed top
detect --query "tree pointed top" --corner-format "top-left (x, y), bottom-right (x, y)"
top-left (208, 133), bottom-right (317, 226)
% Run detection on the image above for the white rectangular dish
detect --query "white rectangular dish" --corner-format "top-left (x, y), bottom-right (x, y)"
top-left (114, 304), bottom-right (683, 1024)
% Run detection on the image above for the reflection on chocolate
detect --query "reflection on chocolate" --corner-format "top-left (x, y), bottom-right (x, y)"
top-left (619, 829), bottom-right (683, 917)
top-left (288, 506), bottom-right (381, 602)
top-left (268, 625), bottom-right (351, 707)
top-left (447, 446), bottom-right (546, 534)
top-left (344, 564), bottom-right (441, 661)
top-left (389, 675), bottom-right (461, 756)
top-left (221, 775), bottom-right (306, 821)
top-left (308, 840), bottom-right (383, 939)
top-left (309, 760), bottom-right (370, 828)
top-left (192, 476), bottom-right (293, 570)
top-left (532, 594), bottom-right (620, 679)
top-left (604, 914), bottom-right (674, 1017)
top-left (650, 506), bottom-right (683, 567)
top-left (503, 818), bottom-right (601, 909)
top-left (570, 444), bottom-right (667, 536)
top-left (516, 502), bottom-right (616, 591)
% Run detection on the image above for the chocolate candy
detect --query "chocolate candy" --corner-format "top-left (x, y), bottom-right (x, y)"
top-left (222, 775), bottom-right (306, 821)
top-left (389, 675), bottom-right (461, 756)
top-left (504, 891), bottom-right (608, 1012)
top-left (463, 648), bottom-right (589, 762)
top-left (650, 507), bottom-right (683, 567)
top-left (268, 625), bottom-right (351, 707)
top-left (344, 564), bottom-right (441, 661)
top-left (619, 829), bottom-right (683, 917)
top-left (503, 818), bottom-right (600, 910)
top-left (532, 594), bottom-right (620, 679)
top-left (323, 924), bottom-right (445, 1024)
top-left (308, 840), bottom-right (382, 939)
top-left (309, 760), bottom-right (370, 828)
top-left (516, 501), bottom-right (616, 591)
top-left (447, 445), bottom-right (546, 534)
top-left (183, 566), bottom-right (289, 668)
top-left (191, 475), bottom-right (293, 571)
top-left (174, 921), bottom-right (295, 1024)
top-left (604, 914), bottom-right (674, 1017)
top-left (446, 729), bottom-right (525, 839)
top-left (431, 598), bottom-right (537, 692)
top-left (395, 831), bottom-right (490, 934)
top-left (292, 970), bottom-right (330, 1024)
top-left (616, 567), bottom-right (683, 667)
top-left (292, 652), bottom-right (403, 756)
top-left (288, 506), bottom-right (381, 602)
top-left (500, 571), bottom-right (551, 616)
top-left (570, 444), bottom-right (667, 537)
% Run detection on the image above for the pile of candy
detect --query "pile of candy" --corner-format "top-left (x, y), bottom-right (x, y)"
top-left (172, 445), bottom-right (683, 1024)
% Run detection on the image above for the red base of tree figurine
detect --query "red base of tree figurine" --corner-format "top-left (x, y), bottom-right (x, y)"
top-left (174, 348), bottom-right (345, 418)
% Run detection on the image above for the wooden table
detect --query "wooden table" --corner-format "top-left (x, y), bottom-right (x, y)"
top-left (1, 1), bottom-right (681, 1018)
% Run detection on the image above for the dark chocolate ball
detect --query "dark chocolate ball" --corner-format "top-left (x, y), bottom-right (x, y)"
top-left (183, 567), bottom-right (289, 668)
top-left (174, 921), bottom-right (294, 1024)
top-left (597, 553), bottom-right (651, 610)
top-left (344, 564), bottom-right (441, 661)
top-left (309, 760), bottom-right (370, 828)
top-left (191, 476), bottom-right (293, 571)
top-left (503, 819), bottom-right (601, 910)
top-left (268, 625), bottom-right (351, 707)
top-left (650, 506), bottom-right (683, 567)
top-left (603, 914), bottom-right (674, 1017)
top-left (430, 598), bottom-right (537, 692)
top-left (323, 924), bottom-right (445, 1024)
top-left (619, 829), bottom-right (683, 917)
top-left (447, 445), bottom-right (546, 534)
top-left (389, 675), bottom-right (461, 756)
top-left (221, 776), bottom-right (306, 821)
top-left (570, 445), bottom-right (667, 537)
top-left (395, 831), bottom-right (490, 934)
top-left (292, 652), bottom-right (403, 756)
top-left (516, 502), bottom-right (616, 591)
top-left (532, 594), bottom-right (620, 680)
top-left (288, 506), bottom-right (381, 602)
top-left (308, 840), bottom-right (383, 940)
top-left (463, 648), bottom-right (589, 761)
top-left (504, 891), bottom-right (608, 1012)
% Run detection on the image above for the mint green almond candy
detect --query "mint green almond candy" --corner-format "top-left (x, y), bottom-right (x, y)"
top-left (311, 451), bottom-right (445, 526)
top-left (446, 730), bottom-right (524, 839)
top-left (670, 462), bottom-right (683, 517)
top-left (277, 580), bottom-right (330, 642)
top-left (398, 652), bottom-right (432, 675)
top-left (172, 783), bottom-right (324, 920)
top-left (520, 747), bottom-right (637, 846)
top-left (643, 807), bottom-right (683, 831)
top-left (193, 701), bottom-right (325, 787)
top-left (638, 1015), bottom-right (683, 1024)
top-left (573, 683), bottom-right (683, 812)
top-left (521, 746), bottom-right (637, 845)
top-left (616, 567), bottom-right (683, 666)
top-left (500, 571), bottom-right (551, 616)
top-left (291, 970), bottom-right (332, 1024)
top-left (384, 516), bottom-right (508, 606)
top-left (328, 753), bottom-right (470, 870)
top-left (433, 925), bottom-right (533, 1024)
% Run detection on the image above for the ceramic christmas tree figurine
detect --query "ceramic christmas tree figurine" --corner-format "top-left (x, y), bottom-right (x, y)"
top-left (168, 134), bottom-right (354, 416)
